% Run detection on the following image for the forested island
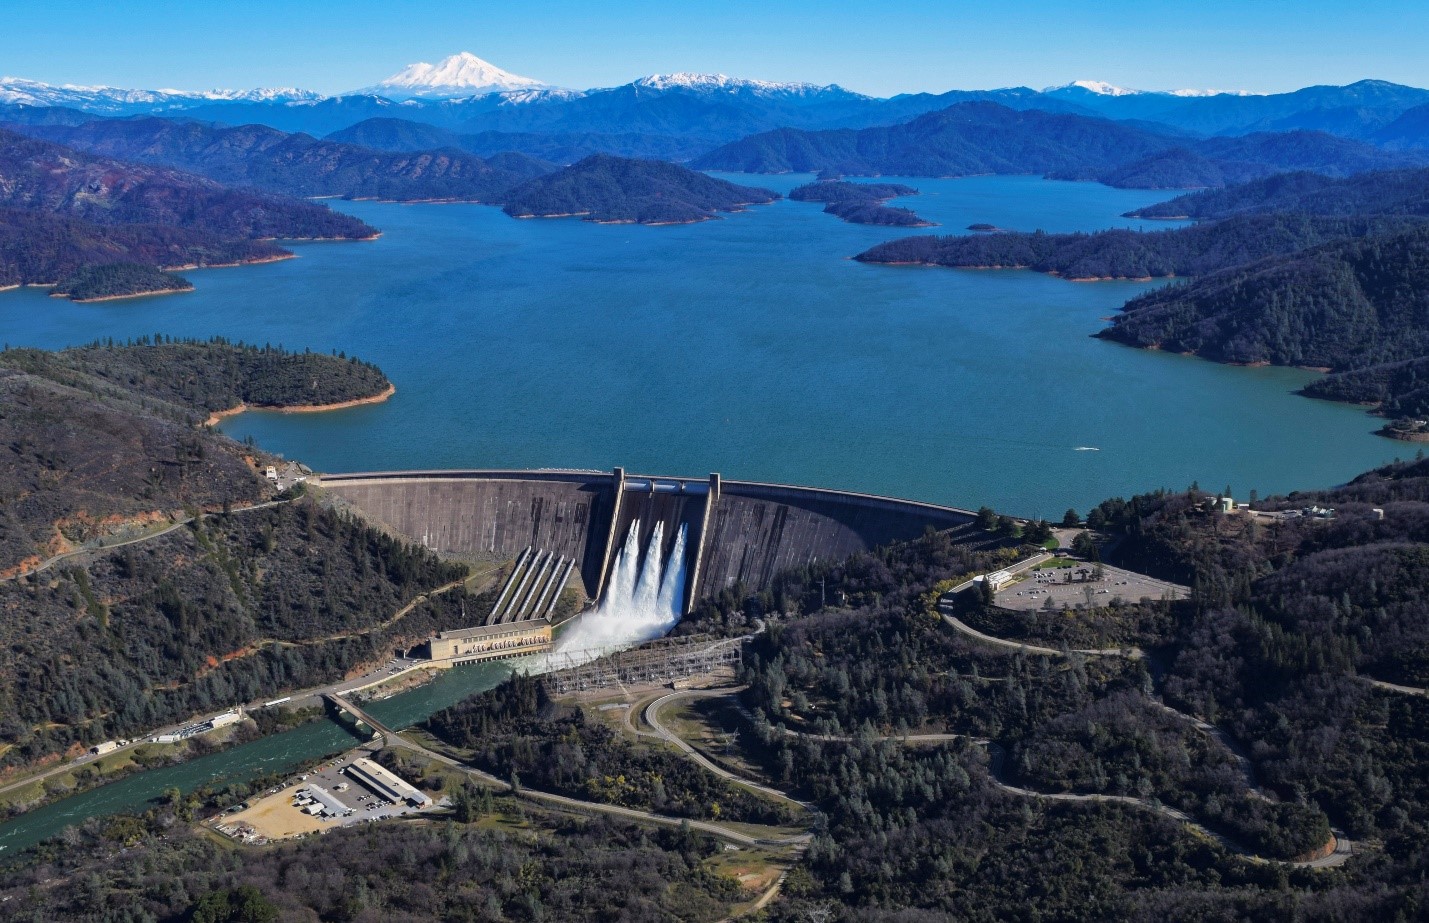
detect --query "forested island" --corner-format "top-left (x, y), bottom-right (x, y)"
top-left (855, 213), bottom-right (1418, 279)
top-left (788, 180), bottom-right (933, 226)
top-left (499, 153), bottom-right (778, 224)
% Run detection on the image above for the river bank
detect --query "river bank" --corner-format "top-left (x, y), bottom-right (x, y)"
top-left (0, 708), bottom-right (322, 822)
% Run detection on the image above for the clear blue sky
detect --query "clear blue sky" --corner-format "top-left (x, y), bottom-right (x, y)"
top-left (6, 0), bottom-right (1428, 96)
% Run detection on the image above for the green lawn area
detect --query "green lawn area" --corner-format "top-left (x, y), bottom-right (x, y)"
top-left (1033, 556), bottom-right (1077, 571)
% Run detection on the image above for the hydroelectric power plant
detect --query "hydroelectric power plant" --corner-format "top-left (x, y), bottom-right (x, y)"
top-left (319, 468), bottom-right (978, 659)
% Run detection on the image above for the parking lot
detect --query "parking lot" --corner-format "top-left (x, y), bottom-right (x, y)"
top-left (213, 751), bottom-right (441, 843)
top-left (996, 561), bottom-right (1186, 612)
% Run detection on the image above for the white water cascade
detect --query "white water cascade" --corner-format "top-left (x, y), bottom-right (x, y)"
top-left (552, 519), bottom-right (689, 663)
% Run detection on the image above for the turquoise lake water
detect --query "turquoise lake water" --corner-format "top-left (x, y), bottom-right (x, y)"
top-left (0, 172), bottom-right (1408, 855)
top-left (0, 173), bottom-right (1400, 516)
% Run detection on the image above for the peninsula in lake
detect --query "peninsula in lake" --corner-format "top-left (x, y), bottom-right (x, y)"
top-left (0, 128), bottom-right (374, 299)
top-left (1099, 223), bottom-right (1429, 428)
top-left (855, 213), bottom-right (1418, 278)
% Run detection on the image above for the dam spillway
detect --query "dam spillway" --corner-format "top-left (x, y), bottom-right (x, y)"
top-left (317, 468), bottom-right (976, 613)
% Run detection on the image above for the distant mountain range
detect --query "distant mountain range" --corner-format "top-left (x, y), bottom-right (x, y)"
top-left (6, 117), bottom-right (553, 202)
top-left (691, 103), bottom-right (1429, 186)
top-left (6, 55), bottom-right (1429, 156)
top-left (0, 76), bottom-right (321, 114)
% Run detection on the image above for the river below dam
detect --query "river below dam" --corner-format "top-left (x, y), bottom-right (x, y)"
top-left (0, 661), bottom-right (513, 856)
top-left (0, 171), bottom-right (1404, 855)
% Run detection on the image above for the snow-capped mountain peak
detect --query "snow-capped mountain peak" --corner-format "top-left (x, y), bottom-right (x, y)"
top-left (1168, 87), bottom-right (1259, 97)
top-left (1045, 79), bottom-right (1144, 97)
top-left (631, 73), bottom-right (861, 99)
top-left (1043, 79), bottom-right (1259, 99)
top-left (359, 52), bottom-right (545, 99)
top-left (0, 76), bottom-right (320, 111)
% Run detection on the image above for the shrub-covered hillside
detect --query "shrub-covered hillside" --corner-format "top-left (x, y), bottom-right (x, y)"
top-left (0, 501), bottom-right (471, 769)
top-left (0, 339), bottom-right (390, 573)
top-left (1097, 223), bottom-right (1429, 370)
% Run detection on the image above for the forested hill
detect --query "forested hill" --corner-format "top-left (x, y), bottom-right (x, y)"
top-left (49, 262), bottom-right (192, 301)
top-left (7, 116), bottom-right (556, 202)
top-left (1127, 166), bottom-right (1429, 219)
top-left (8, 337), bottom-right (393, 414)
top-left (1099, 224), bottom-right (1429, 369)
top-left (0, 342), bottom-right (478, 773)
top-left (326, 116), bottom-right (705, 164)
top-left (0, 208), bottom-right (288, 292)
top-left (691, 102), bottom-right (1174, 179)
top-left (691, 101), bottom-right (1421, 187)
top-left (0, 128), bottom-right (373, 294)
top-left (499, 154), bottom-right (778, 224)
top-left (1082, 130), bottom-right (1428, 189)
top-left (0, 129), bottom-right (372, 240)
top-left (0, 338), bottom-right (393, 573)
top-left (1301, 355), bottom-right (1429, 421)
top-left (1098, 225), bottom-right (1429, 424)
top-left (854, 214), bottom-right (1420, 279)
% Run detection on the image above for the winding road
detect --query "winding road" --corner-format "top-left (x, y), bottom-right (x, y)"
top-left (3, 497), bottom-right (293, 583)
top-left (333, 694), bottom-right (813, 850)
top-left (641, 685), bottom-right (1353, 869)
top-left (933, 593), bottom-right (1355, 867)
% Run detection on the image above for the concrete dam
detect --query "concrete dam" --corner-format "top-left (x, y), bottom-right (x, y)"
top-left (317, 468), bottom-right (976, 614)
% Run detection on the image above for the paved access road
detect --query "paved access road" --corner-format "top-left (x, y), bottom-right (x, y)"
top-left (938, 607), bottom-right (1145, 659)
top-left (334, 693), bottom-right (812, 850)
top-left (931, 599), bottom-right (1354, 868)
top-left (643, 689), bottom-right (812, 813)
top-left (1365, 677), bottom-right (1428, 696)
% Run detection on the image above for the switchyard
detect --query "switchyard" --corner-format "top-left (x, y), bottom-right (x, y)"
top-left (543, 634), bottom-right (746, 694)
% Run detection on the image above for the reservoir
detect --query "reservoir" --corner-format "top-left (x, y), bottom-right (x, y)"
top-left (0, 173), bottom-right (1401, 853)
top-left (0, 174), bottom-right (1398, 517)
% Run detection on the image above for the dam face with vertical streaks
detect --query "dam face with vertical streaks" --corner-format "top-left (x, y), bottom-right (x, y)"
top-left (318, 469), bottom-right (976, 612)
